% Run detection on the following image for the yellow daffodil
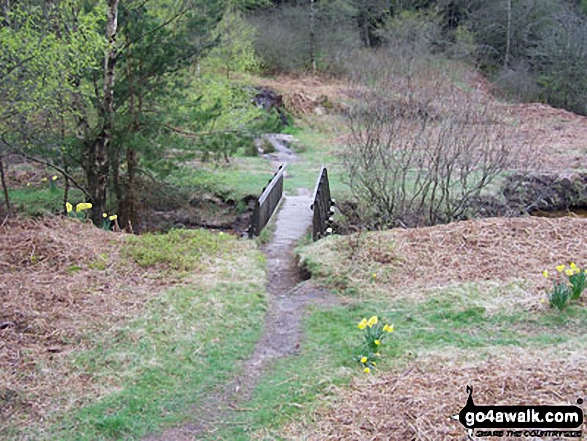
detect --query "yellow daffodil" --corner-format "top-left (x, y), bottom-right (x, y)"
top-left (372, 362), bottom-right (376, 366)
top-left (103, 212), bottom-right (108, 218)
top-left (372, 273), bottom-right (377, 278)
top-left (367, 316), bottom-right (378, 327)
top-left (357, 318), bottom-right (367, 330)
top-left (542, 270), bottom-right (549, 278)
top-left (41, 177), bottom-right (47, 182)
top-left (570, 262), bottom-right (578, 270)
top-left (556, 264), bottom-right (566, 272)
top-left (75, 202), bottom-right (92, 213)
top-left (27, 182), bottom-right (31, 187)
top-left (364, 367), bottom-right (370, 373)
top-left (66, 202), bottom-right (72, 213)
top-left (360, 356), bottom-right (367, 363)
top-left (109, 214), bottom-right (117, 221)
top-left (52, 175), bottom-right (58, 180)
top-left (383, 324), bottom-right (394, 333)
top-left (375, 352), bottom-right (381, 357)
top-left (565, 268), bottom-right (574, 277)
top-left (219, 232), bottom-right (224, 236)
top-left (540, 298), bottom-right (546, 304)
top-left (374, 340), bottom-right (380, 346)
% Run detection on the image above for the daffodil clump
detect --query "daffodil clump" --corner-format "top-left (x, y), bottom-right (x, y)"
top-left (542, 263), bottom-right (586, 310)
top-left (355, 315), bottom-right (394, 373)
top-left (101, 212), bottom-right (118, 230)
top-left (66, 201), bottom-right (92, 220)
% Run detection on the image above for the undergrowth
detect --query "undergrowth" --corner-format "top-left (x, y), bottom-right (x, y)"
top-left (125, 229), bottom-right (232, 271)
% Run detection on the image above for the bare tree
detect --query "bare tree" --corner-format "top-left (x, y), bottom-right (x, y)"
top-left (342, 49), bottom-right (529, 228)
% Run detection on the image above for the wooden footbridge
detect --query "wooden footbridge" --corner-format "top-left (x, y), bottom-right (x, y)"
top-left (248, 164), bottom-right (335, 241)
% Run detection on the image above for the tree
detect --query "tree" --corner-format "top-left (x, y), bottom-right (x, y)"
top-left (466, 0), bottom-right (561, 69)
top-left (74, 0), bottom-right (225, 229)
top-left (85, 0), bottom-right (119, 225)
top-left (206, 5), bottom-right (260, 79)
top-left (0, 0), bottom-right (104, 209)
top-left (532, 6), bottom-right (587, 114)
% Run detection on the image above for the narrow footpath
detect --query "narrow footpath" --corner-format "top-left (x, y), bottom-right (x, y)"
top-left (144, 136), bottom-right (335, 440)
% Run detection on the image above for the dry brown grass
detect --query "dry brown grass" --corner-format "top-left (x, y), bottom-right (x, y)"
top-left (0, 216), bottom-right (169, 431)
top-left (255, 71), bottom-right (587, 175)
top-left (513, 103), bottom-right (587, 173)
top-left (290, 216), bottom-right (587, 440)
top-left (302, 216), bottom-right (587, 311)
top-left (280, 345), bottom-right (587, 440)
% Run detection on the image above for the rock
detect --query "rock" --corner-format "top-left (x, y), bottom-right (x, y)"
top-left (253, 87), bottom-right (288, 125)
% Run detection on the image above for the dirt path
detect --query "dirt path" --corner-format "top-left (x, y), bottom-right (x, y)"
top-left (262, 134), bottom-right (299, 170)
top-left (144, 138), bottom-right (336, 440)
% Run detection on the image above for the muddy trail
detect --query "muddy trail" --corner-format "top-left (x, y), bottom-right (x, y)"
top-left (144, 137), bottom-right (336, 440)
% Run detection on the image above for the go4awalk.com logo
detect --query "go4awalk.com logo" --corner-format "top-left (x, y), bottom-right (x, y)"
top-left (454, 386), bottom-right (584, 438)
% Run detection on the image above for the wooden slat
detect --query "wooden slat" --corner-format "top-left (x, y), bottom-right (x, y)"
top-left (249, 164), bottom-right (286, 237)
top-left (310, 166), bottom-right (332, 241)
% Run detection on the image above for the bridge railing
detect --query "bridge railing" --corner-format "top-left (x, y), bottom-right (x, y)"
top-left (249, 164), bottom-right (286, 238)
top-left (310, 166), bottom-right (334, 241)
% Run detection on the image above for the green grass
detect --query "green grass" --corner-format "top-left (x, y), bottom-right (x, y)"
top-left (53, 283), bottom-right (266, 440)
top-left (168, 158), bottom-right (275, 200)
top-left (212, 306), bottom-right (358, 440)
top-left (209, 286), bottom-right (587, 439)
top-left (202, 231), bottom-right (587, 439)
top-left (166, 121), bottom-right (350, 202)
top-left (125, 228), bottom-right (232, 270)
top-left (8, 186), bottom-right (85, 216)
top-left (12, 231), bottom-right (268, 441)
top-left (285, 129), bottom-right (350, 198)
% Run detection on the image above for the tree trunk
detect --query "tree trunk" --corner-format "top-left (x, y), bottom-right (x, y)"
top-left (310, 0), bottom-right (316, 73)
top-left (125, 146), bottom-right (139, 232)
top-left (0, 155), bottom-right (10, 213)
top-left (87, 0), bottom-right (118, 225)
top-left (505, 0), bottom-right (512, 68)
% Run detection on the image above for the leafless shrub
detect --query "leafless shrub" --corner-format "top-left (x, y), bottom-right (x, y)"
top-left (342, 49), bottom-right (530, 229)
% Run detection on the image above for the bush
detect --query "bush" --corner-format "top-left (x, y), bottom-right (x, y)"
top-left (342, 48), bottom-right (529, 228)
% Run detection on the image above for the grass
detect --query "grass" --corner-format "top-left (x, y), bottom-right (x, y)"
top-left (203, 222), bottom-right (587, 439)
top-left (284, 127), bottom-right (351, 198)
top-left (8, 186), bottom-right (85, 216)
top-left (57, 283), bottom-right (265, 440)
top-left (165, 120), bottom-right (351, 204)
top-left (167, 158), bottom-right (275, 201)
top-left (211, 306), bottom-right (358, 440)
top-left (210, 281), bottom-right (587, 439)
top-left (11, 230), bottom-right (267, 440)
top-left (125, 228), bottom-right (233, 270)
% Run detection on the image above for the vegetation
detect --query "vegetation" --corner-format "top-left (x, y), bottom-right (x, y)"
top-left (125, 229), bottom-right (231, 270)
top-left (355, 315), bottom-right (395, 373)
top-left (2, 0), bottom-right (587, 440)
top-left (2, 0), bottom-right (586, 226)
top-left (543, 263), bottom-right (587, 309)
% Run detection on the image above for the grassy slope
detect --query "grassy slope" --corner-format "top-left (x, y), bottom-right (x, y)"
top-left (6, 229), bottom-right (267, 440)
top-left (256, 226), bottom-right (587, 437)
